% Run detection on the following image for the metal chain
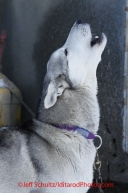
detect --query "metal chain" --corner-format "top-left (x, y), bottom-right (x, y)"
top-left (94, 151), bottom-right (104, 193)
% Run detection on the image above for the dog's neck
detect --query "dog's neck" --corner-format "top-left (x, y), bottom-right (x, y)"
top-left (37, 74), bottom-right (99, 134)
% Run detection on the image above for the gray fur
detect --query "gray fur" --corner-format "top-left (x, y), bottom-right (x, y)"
top-left (0, 21), bottom-right (107, 193)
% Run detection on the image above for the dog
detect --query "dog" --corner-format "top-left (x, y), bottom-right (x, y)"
top-left (0, 20), bottom-right (107, 193)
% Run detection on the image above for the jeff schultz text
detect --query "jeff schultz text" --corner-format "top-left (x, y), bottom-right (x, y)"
top-left (18, 182), bottom-right (114, 188)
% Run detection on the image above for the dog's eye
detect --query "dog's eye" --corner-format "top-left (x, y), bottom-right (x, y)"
top-left (58, 85), bottom-right (63, 88)
top-left (64, 49), bottom-right (68, 56)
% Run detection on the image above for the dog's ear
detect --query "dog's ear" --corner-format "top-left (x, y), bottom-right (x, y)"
top-left (43, 75), bottom-right (69, 109)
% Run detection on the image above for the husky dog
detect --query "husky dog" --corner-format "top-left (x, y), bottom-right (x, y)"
top-left (0, 20), bottom-right (107, 193)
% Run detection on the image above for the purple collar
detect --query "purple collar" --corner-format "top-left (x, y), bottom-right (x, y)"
top-left (52, 124), bottom-right (95, 139)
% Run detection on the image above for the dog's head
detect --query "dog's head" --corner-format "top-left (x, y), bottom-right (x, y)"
top-left (43, 20), bottom-right (107, 109)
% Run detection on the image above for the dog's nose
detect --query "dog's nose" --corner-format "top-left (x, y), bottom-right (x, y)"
top-left (76, 19), bottom-right (82, 24)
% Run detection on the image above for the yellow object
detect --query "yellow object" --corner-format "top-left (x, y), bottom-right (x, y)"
top-left (0, 73), bottom-right (22, 126)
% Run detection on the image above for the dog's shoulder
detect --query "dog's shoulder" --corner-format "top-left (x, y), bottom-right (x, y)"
top-left (0, 120), bottom-right (36, 150)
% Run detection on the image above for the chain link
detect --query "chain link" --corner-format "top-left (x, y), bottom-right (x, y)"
top-left (94, 151), bottom-right (104, 193)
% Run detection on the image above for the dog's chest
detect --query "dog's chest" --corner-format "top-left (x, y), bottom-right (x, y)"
top-left (38, 137), bottom-right (96, 193)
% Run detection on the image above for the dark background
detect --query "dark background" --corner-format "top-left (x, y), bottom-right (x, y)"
top-left (0, 0), bottom-right (128, 192)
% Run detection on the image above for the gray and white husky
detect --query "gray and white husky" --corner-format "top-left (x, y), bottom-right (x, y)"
top-left (0, 20), bottom-right (107, 193)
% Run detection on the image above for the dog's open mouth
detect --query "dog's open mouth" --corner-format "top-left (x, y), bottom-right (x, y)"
top-left (75, 19), bottom-right (105, 47)
top-left (90, 33), bottom-right (104, 47)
